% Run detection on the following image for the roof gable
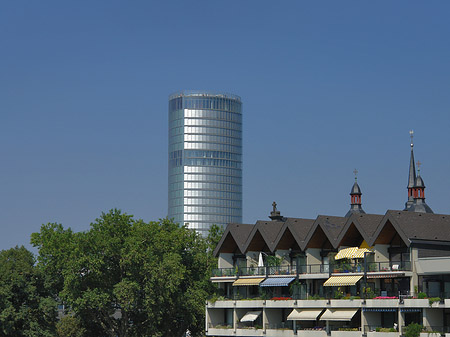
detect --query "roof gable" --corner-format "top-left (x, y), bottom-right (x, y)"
top-left (272, 218), bottom-right (315, 251)
top-left (213, 223), bottom-right (254, 257)
top-left (382, 210), bottom-right (450, 243)
top-left (335, 213), bottom-right (384, 247)
top-left (302, 215), bottom-right (347, 249)
top-left (243, 220), bottom-right (285, 253)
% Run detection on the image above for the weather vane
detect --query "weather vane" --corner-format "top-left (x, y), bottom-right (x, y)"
top-left (417, 160), bottom-right (421, 174)
top-left (410, 130), bottom-right (414, 147)
top-left (353, 168), bottom-right (358, 181)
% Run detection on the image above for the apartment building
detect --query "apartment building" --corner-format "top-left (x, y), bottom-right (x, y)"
top-left (206, 136), bottom-right (450, 336)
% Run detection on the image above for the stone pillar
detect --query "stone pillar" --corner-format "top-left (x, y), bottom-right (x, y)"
top-left (361, 309), bottom-right (367, 334)
top-left (410, 247), bottom-right (419, 296)
top-left (233, 307), bottom-right (238, 333)
top-left (263, 307), bottom-right (267, 333)
top-left (398, 310), bottom-right (405, 335)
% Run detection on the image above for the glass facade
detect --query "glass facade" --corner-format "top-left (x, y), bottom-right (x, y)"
top-left (168, 91), bottom-right (243, 236)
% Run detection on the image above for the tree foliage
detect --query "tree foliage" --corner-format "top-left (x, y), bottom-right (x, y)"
top-left (31, 209), bottom-right (220, 337)
top-left (0, 246), bottom-right (56, 337)
top-left (56, 316), bottom-right (86, 337)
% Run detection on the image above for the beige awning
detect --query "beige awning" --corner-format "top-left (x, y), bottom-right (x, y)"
top-left (320, 309), bottom-right (359, 321)
top-left (287, 309), bottom-right (323, 321)
top-left (323, 275), bottom-right (363, 287)
top-left (240, 311), bottom-right (262, 322)
top-left (335, 247), bottom-right (371, 260)
top-left (233, 278), bottom-right (265, 286)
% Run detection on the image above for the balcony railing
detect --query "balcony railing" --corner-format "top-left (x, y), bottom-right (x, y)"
top-left (331, 261), bottom-right (411, 273)
top-left (211, 268), bottom-right (237, 277)
top-left (207, 323), bottom-right (233, 329)
top-left (211, 261), bottom-right (411, 278)
top-left (364, 325), bottom-right (397, 333)
top-left (265, 322), bottom-right (293, 330)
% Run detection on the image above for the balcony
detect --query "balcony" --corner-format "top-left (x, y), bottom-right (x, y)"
top-left (331, 261), bottom-right (411, 274)
top-left (265, 322), bottom-right (295, 337)
top-left (211, 261), bottom-right (411, 279)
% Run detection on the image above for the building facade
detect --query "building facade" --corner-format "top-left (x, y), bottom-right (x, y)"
top-left (168, 91), bottom-right (243, 236)
top-left (206, 136), bottom-right (450, 336)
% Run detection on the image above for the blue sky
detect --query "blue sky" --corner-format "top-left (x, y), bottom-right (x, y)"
top-left (1, 1), bottom-right (450, 251)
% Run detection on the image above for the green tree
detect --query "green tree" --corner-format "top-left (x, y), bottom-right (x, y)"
top-left (32, 209), bottom-right (218, 337)
top-left (56, 316), bottom-right (86, 337)
top-left (0, 246), bottom-right (56, 337)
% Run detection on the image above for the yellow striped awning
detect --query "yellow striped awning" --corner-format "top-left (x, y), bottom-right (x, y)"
top-left (323, 275), bottom-right (363, 287)
top-left (233, 278), bottom-right (265, 286)
top-left (335, 247), bottom-right (371, 260)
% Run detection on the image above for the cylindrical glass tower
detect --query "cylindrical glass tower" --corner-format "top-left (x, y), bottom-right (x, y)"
top-left (168, 91), bottom-right (242, 236)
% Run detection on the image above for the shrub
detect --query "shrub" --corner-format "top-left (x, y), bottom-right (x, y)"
top-left (417, 292), bottom-right (427, 299)
top-left (428, 297), bottom-right (441, 305)
top-left (405, 323), bottom-right (422, 337)
top-left (376, 327), bottom-right (397, 332)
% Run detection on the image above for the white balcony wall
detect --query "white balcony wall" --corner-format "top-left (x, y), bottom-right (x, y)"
top-left (331, 331), bottom-right (362, 337)
top-left (218, 253), bottom-right (233, 269)
top-left (207, 328), bottom-right (235, 336)
top-left (367, 332), bottom-right (399, 337)
top-left (298, 330), bottom-right (327, 337)
top-left (365, 299), bottom-right (398, 308)
top-left (266, 300), bottom-right (296, 308)
top-left (235, 329), bottom-right (264, 336)
top-left (266, 329), bottom-right (295, 337)
top-left (235, 300), bottom-right (264, 308)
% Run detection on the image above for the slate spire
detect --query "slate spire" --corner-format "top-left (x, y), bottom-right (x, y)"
top-left (404, 130), bottom-right (417, 210)
top-left (408, 161), bottom-right (434, 214)
top-left (345, 169), bottom-right (366, 217)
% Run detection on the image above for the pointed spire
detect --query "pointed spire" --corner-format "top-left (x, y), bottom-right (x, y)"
top-left (408, 161), bottom-right (434, 214)
top-left (404, 130), bottom-right (417, 210)
top-left (345, 169), bottom-right (366, 217)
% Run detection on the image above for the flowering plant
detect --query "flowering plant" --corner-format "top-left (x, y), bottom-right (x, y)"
top-left (271, 297), bottom-right (292, 301)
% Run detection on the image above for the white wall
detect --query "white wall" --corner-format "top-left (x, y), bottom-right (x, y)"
top-left (307, 248), bottom-right (322, 265)
top-left (423, 308), bottom-right (443, 328)
top-left (265, 308), bottom-right (283, 325)
top-left (247, 251), bottom-right (259, 268)
top-left (218, 253), bottom-right (234, 268)
top-left (374, 244), bottom-right (389, 263)
top-left (276, 250), bottom-right (291, 266)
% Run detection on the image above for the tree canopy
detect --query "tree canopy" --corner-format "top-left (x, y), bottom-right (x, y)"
top-left (0, 246), bottom-right (56, 337)
top-left (31, 209), bottom-right (221, 337)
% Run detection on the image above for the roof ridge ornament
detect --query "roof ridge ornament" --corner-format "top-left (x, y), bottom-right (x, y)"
top-left (269, 201), bottom-right (283, 221)
top-left (410, 129), bottom-right (414, 148)
top-left (353, 168), bottom-right (358, 182)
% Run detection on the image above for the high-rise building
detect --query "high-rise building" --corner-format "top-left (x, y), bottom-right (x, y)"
top-left (168, 91), bottom-right (243, 236)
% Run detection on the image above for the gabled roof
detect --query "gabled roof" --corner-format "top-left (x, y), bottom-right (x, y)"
top-left (335, 213), bottom-right (384, 247)
top-left (242, 220), bottom-right (285, 253)
top-left (386, 210), bottom-right (450, 244)
top-left (302, 215), bottom-right (347, 249)
top-left (213, 223), bottom-right (254, 257)
top-left (272, 218), bottom-right (315, 251)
